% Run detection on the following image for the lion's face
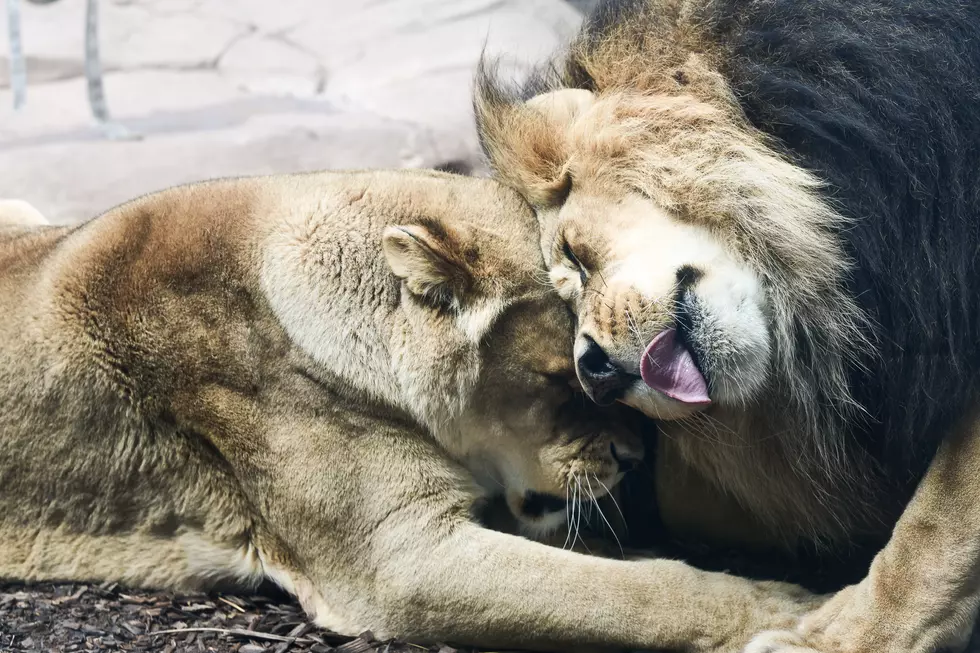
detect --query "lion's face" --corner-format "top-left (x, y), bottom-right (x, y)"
top-left (376, 172), bottom-right (643, 536)
top-left (476, 86), bottom-right (861, 429)
top-left (476, 88), bottom-right (775, 420)
top-left (544, 188), bottom-right (772, 421)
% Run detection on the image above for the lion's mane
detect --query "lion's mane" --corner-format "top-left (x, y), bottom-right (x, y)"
top-left (476, 0), bottom-right (980, 563)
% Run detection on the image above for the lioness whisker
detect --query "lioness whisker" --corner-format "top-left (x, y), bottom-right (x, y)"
top-left (576, 477), bottom-right (594, 555)
top-left (562, 477), bottom-right (574, 551)
top-left (595, 475), bottom-right (628, 535)
top-left (586, 473), bottom-right (624, 559)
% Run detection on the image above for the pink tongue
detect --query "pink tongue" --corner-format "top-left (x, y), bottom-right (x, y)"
top-left (640, 328), bottom-right (711, 405)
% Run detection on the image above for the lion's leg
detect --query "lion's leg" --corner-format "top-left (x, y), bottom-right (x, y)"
top-left (254, 425), bottom-right (816, 653)
top-left (746, 405), bottom-right (980, 653)
top-left (0, 199), bottom-right (48, 226)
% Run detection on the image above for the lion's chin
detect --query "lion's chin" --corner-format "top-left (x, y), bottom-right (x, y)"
top-left (620, 382), bottom-right (711, 421)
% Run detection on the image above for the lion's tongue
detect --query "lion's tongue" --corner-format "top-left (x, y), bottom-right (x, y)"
top-left (640, 328), bottom-right (711, 405)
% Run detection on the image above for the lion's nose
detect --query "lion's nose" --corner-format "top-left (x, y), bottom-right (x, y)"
top-left (577, 336), bottom-right (635, 406)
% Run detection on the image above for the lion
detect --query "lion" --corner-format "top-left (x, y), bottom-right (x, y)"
top-left (0, 171), bottom-right (817, 652)
top-left (475, 0), bottom-right (980, 651)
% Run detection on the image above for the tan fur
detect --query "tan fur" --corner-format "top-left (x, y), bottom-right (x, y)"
top-left (0, 170), bottom-right (817, 651)
top-left (746, 407), bottom-right (980, 653)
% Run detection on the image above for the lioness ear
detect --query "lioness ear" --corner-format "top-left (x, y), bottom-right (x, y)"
top-left (382, 224), bottom-right (472, 307)
top-left (526, 88), bottom-right (596, 129)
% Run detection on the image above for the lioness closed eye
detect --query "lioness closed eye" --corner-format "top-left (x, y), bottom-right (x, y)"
top-left (0, 171), bottom-right (815, 651)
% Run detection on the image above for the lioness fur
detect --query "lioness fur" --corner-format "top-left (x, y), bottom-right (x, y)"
top-left (0, 171), bottom-right (815, 651)
top-left (476, 0), bottom-right (980, 650)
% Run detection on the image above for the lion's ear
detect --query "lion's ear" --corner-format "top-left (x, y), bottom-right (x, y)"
top-left (526, 88), bottom-right (596, 129)
top-left (382, 223), bottom-right (473, 308)
top-left (476, 86), bottom-right (596, 208)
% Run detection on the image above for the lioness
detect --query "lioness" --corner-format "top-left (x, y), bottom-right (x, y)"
top-left (0, 172), bottom-right (813, 651)
top-left (476, 0), bottom-right (980, 650)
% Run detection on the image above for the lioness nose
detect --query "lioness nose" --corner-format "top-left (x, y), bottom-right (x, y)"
top-left (577, 337), bottom-right (634, 406)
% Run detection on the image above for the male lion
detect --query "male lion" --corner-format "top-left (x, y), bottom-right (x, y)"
top-left (0, 172), bottom-right (812, 651)
top-left (476, 0), bottom-right (980, 651)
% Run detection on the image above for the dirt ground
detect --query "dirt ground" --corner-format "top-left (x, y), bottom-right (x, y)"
top-left (0, 582), bottom-right (478, 653)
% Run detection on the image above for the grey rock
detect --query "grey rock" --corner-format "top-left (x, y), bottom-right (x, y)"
top-left (0, 0), bottom-right (583, 223)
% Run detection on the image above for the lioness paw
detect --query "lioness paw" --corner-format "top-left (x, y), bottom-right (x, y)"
top-left (743, 630), bottom-right (818, 653)
top-left (743, 577), bottom-right (976, 653)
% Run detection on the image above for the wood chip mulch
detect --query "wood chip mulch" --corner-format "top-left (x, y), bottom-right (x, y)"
top-left (6, 580), bottom-right (980, 653)
top-left (0, 582), bottom-right (478, 653)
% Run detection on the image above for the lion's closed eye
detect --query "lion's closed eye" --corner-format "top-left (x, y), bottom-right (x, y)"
top-left (550, 237), bottom-right (590, 302)
top-left (561, 240), bottom-right (589, 286)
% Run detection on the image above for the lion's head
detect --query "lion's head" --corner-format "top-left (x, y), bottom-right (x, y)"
top-left (475, 73), bottom-right (875, 540)
top-left (476, 84), bottom-right (868, 417)
top-left (263, 170), bottom-right (642, 537)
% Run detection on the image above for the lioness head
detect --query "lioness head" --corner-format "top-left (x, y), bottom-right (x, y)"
top-left (476, 84), bottom-right (867, 431)
top-left (263, 170), bottom-right (642, 536)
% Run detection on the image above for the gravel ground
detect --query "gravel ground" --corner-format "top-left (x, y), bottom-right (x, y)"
top-left (0, 582), bottom-right (479, 653)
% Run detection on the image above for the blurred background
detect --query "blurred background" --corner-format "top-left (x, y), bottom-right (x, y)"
top-left (0, 0), bottom-right (599, 224)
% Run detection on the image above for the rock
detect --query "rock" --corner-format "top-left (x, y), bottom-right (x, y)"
top-left (219, 35), bottom-right (325, 98)
top-left (0, 0), bottom-right (585, 223)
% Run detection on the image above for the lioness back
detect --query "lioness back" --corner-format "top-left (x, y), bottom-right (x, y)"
top-left (0, 177), bottom-right (292, 587)
top-left (0, 173), bottom-right (430, 587)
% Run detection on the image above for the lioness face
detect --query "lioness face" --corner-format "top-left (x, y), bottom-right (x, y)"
top-left (379, 173), bottom-right (643, 535)
top-left (465, 294), bottom-right (645, 536)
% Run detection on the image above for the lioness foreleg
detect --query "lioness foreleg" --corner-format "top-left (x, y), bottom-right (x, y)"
top-left (253, 421), bottom-right (816, 653)
top-left (746, 405), bottom-right (980, 653)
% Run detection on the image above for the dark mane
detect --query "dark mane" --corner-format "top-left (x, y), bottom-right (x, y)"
top-left (706, 0), bottom-right (980, 485)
